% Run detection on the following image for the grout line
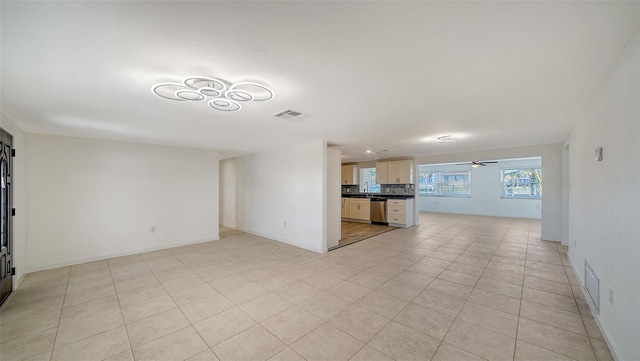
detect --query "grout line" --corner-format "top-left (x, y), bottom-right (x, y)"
top-left (428, 223), bottom-right (509, 360)
top-left (150, 248), bottom-right (237, 360)
top-left (512, 230), bottom-right (530, 360)
top-left (106, 259), bottom-right (133, 359)
top-left (14, 215), bottom-right (573, 361)
top-left (562, 252), bottom-right (600, 361)
top-left (127, 249), bottom-right (214, 357)
top-left (48, 267), bottom-right (71, 361)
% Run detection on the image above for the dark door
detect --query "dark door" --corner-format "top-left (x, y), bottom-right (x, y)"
top-left (0, 128), bottom-right (13, 305)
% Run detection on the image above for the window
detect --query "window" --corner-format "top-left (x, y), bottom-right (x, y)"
top-left (502, 168), bottom-right (542, 198)
top-left (419, 171), bottom-right (438, 196)
top-left (359, 167), bottom-right (380, 193)
top-left (419, 168), bottom-right (471, 197)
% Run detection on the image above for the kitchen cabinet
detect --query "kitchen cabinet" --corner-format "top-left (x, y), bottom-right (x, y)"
top-left (375, 162), bottom-right (388, 185)
top-left (396, 160), bottom-right (413, 183)
top-left (348, 203), bottom-right (360, 219)
top-left (341, 197), bottom-right (351, 218)
top-left (341, 164), bottom-right (358, 185)
top-left (343, 198), bottom-right (370, 221)
top-left (387, 199), bottom-right (414, 227)
top-left (359, 200), bottom-right (370, 221)
top-left (375, 160), bottom-right (414, 184)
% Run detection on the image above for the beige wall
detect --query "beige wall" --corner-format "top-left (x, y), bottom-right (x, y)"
top-left (26, 134), bottom-right (220, 271)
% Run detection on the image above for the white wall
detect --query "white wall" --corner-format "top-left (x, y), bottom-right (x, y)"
top-left (419, 158), bottom-right (542, 219)
top-left (565, 25), bottom-right (639, 361)
top-left (0, 114), bottom-right (27, 286)
top-left (415, 144), bottom-right (562, 241)
top-left (26, 134), bottom-right (219, 271)
top-left (326, 149), bottom-right (341, 249)
top-left (220, 140), bottom-right (328, 253)
top-left (562, 144), bottom-right (570, 246)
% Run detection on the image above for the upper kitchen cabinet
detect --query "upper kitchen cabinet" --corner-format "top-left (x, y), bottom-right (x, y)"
top-left (341, 164), bottom-right (358, 185)
top-left (375, 162), bottom-right (388, 185)
top-left (395, 160), bottom-right (414, 183)
top-left (376, 160), bottom-right (414, 184)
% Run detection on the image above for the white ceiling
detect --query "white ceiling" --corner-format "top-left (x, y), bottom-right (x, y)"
top-left (2, 1), bottom-right (638, 162)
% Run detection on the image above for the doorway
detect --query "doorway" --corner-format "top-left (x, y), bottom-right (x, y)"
top-left (0, 128), bottom-right (13, 305)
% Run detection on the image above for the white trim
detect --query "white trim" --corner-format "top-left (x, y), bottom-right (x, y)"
top-left (12, 274), bottom-right (25, 290)
top-left (567, 253), bottom-right (622, 361)
top-left (24, 237), bottom-right (220, 273)
top-left (222, 225), bottom-right (325, 254)
top-left (419, 210), bottom-right (542, 221)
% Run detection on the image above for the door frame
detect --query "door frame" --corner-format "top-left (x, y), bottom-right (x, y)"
top-left (0, 127), bottom-right (13, 306)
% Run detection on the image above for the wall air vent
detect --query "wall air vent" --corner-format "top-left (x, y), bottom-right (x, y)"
top-left (273, 109), bottom-right (305, 121)
top-left (585, 260), bottom-right (600, 314)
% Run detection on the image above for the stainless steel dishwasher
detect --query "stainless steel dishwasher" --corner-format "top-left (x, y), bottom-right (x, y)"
top-left (370, 198), bottom-right (388, 224)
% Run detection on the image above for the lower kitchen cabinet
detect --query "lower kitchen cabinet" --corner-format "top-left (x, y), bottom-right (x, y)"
top-left (387, 199), bottom-right (414, 227)
top-left (341, 198), bottom-right (351, 218)
top-left (342, 198), bottom-right (370, 221)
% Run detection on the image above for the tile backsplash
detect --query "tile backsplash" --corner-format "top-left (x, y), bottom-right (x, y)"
top-left (379, 184), bottom-right (415, 196)
top-left (341, 184), bottom-right (414, 196)
top-left (341, 185), bottom-right (359, 194)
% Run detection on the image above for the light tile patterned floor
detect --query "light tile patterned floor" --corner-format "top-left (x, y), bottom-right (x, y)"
top-left (0, 213), bottom-right (613, 361)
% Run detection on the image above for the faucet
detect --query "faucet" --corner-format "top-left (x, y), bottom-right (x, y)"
top-left (363, 182), bottom-right (369, 195)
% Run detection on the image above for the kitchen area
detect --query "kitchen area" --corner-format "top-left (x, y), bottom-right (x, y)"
top-left (336, 159), bottom-right (417, 249)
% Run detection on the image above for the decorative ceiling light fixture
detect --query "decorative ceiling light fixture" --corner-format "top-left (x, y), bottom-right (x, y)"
top-left (151, 76), bottom-right (274, 112)
top-left (432, 135), bottom-right (456, 144)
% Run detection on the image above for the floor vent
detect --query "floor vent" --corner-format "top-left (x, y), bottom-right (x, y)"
top-left (273, 109), bottom-right (305, 121)
top-left (585, 260), bottom-right (600, 314)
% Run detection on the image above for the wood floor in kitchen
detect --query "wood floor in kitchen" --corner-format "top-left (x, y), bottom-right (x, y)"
top-left (338, 221), bottom-right (398, 248)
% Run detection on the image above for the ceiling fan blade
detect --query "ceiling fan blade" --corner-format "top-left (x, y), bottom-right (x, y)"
top-left (481, 161), bottom-right (498, 164)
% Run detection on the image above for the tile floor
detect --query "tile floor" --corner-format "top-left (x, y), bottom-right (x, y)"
top-left (0, 213), bottom-right (613, 361)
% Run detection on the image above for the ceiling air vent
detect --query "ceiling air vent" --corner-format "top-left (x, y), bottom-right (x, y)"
top-left (273, 109), bottom-right (305, 121)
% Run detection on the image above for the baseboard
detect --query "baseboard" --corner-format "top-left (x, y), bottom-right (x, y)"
top-left (541, 238), bottom-right (561, 243)
top-left (541, 235), bottom-right (562, 242)
top-left (25, 236), bottom-right (220, 274)
top-left (419, 210), bottom-right (542, 220)
top-left (225, 225), bottom-right (325, 254)
top-left (567, 253), bottom-right (623, 361)
top-left (12, 274), bottom-right (25, 291)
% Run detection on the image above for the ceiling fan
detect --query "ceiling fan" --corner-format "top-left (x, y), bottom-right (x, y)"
top-left (456, 160), bottom-right (498, 168)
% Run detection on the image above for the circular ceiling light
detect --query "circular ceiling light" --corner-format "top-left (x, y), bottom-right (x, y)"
top-left (229, 82), bottom-right (274, 102)
top-left (198, 87), bottom-right (223, 97)
top-left (151, 83), bottom-right (190, 101)
top-left (175, 90), bottom-right (205, 101)
top-left (432, 135), bottom-right (456, 144)
top-left (184, 76), bottom-right (228, 92)
top-left (226, 89), bottom-right (254, 102)
top-left (152, 76), bottom-right (274, 112)
top-left (208, 98), bottom-right (241, 112)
